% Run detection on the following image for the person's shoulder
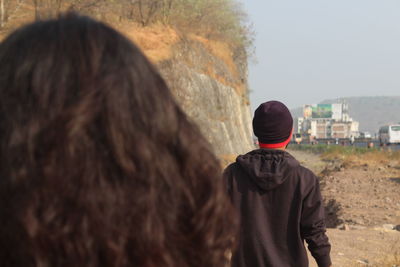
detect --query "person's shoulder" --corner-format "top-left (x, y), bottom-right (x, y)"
top-left (224, 162), bottom-right (237, 171)
top-left (297, 165), bottom-right (318, 183)
top-left (285, 154), bottom-right (318, 183)
top-left (223, 160), bottom-right (239, 177)
top-left (223, 150), bottom-right (255, 174)
top-left (284, 152), bottom-right (312, 173)
top-left (291, 165), bottom-right (321, 196)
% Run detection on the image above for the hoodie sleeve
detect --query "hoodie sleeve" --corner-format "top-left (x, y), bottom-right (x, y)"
top-left (300, 176), bottom-right (332, 267)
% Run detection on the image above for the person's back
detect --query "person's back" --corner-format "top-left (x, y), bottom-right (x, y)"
top-left (224, 101), bottom-right (331, 267)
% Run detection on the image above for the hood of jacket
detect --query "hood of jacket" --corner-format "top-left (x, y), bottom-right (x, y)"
top-left (236, 149), bottom-right (300, 191)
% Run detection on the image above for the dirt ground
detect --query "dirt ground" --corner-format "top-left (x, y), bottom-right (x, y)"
top-left (288, 150), bottom-right (400, 267)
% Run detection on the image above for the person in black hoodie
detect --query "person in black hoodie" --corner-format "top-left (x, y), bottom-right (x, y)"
top-left (224, 101), bottom-right (332, 267)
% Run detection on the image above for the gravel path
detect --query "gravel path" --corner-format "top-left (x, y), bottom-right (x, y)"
top-left (288, 149), bottom-right (400, 266)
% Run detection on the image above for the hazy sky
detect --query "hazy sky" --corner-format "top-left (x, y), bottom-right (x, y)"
top-left (240, 0), bottom-right (400, 110)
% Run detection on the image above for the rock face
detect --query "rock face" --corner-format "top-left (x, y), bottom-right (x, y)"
top-left (158, 39), bottom-right (254, 156)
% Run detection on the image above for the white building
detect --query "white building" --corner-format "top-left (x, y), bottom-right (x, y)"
top-left (297, 102), bottom-right (359, 139)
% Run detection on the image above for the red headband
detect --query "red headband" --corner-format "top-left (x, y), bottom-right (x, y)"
top-left (258, 129), bottom-right (293, 149)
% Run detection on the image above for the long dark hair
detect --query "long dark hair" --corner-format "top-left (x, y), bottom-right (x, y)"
top-left (0, 13), bottom-right (235, 267)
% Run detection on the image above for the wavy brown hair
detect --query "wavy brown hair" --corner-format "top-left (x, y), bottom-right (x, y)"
top-left (0, 13), bottom-right (235, 267)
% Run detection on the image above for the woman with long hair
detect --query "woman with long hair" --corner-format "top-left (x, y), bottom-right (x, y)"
top-left (0, 13), bottom-right (235, 267)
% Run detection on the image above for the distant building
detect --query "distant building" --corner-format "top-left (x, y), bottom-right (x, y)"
top-left (296, 103), bottom-right (359, 140)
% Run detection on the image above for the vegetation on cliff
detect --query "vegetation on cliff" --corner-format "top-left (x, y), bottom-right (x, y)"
top-left (0, 0), bottom-right (253, 55)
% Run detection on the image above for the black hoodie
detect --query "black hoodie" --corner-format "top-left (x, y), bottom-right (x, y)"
top-left (224, 149), bottom-right (331, 267)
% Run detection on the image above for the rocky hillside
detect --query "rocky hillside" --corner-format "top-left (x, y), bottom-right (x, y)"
top-left (159, 39), bottom-right (254, 157)
top-left (291, 96), bottom-right (400, 133)
top-left (118, 24), bottom-right (254, 158)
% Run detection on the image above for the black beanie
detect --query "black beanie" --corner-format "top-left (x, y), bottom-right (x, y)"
top-left (253, 101), bottom-right (293, 144)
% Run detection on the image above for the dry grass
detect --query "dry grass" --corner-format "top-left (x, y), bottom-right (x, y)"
top-left (117, 22), bottom-right (180, 63)
top-left (189, 35), bottom-right (247, 95)
top-left (291, 144), bottom-right (400, 168)
top-left (1, 16), bottom-right (180, 63)
top-left (190, 35), bottom-right (238, 76)
top-left (322, 148), bottom-right (400, 168)
top-left (374, 239), bottom-right (400, 267)
top-left (0, 4), bottom-right (247, 96)
top-left (112, 18), bottom-right (246, 84)
top-left (112, 22), bottom-right (247, 97)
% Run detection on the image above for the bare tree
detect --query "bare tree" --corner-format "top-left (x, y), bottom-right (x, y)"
top-left (137, 0), bottom-right (160, 26)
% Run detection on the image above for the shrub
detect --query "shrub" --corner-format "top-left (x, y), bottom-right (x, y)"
top-left (73, 0), bottom-right (253, 54)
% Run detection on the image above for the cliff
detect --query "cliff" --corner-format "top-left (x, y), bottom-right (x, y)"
top-left (120, 24), bottom-right (254, 159)
top-left (158, 38), bottom-right (254, 158)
